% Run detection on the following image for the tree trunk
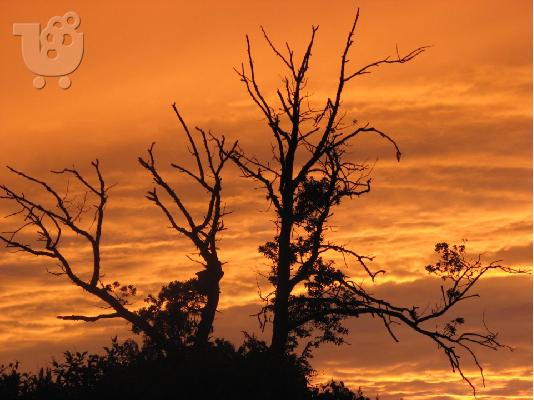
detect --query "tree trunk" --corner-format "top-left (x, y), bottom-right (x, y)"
top-left (271, 210), bottom-right (293, 355)
top-left (194, 259), bottom-right (224, 347)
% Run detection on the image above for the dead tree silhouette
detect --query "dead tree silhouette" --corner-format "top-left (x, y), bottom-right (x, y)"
top-left (228, 8), bottom-right (525, 394)
top-left (0, 107), bottom-right (236, 350)
top-left (0, 161), bottom-right (169, 349)
top-left (139, 104), bottom-right (237, 347)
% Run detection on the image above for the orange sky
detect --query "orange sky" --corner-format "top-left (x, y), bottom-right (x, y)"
top-left (0, 1), bottom-right (532, 399)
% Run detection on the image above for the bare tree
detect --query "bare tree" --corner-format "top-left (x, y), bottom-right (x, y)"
top-left (0, 105), bottom-right (235, 350)
top-left (228, 8), bottom-right (524, 393)
top-left (0, 161), bottom-right (168, 349)
top-left (139, 104), bottom-right (237, 347)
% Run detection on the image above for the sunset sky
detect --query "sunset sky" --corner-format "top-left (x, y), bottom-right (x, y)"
top-left (0, 1), bottom-right (532, 399)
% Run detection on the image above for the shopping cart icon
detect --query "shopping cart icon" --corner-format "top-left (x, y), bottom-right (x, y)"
top-left (13, 11), bottom-right (84, 89)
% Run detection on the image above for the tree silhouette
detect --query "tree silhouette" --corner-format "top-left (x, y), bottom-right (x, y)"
top-left (138, 104), bottom-right (237, 347)
top-left (0, 161), bottom-right (169, 348)
top-left (0, 106), bottom-right (236, 351)
top-left (0, 335), bottom-right (348, 400)
top-left (228, 8), bottom-right (524, 393)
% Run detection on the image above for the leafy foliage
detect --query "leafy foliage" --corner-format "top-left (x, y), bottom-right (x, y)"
top-left (0, 336), bottom-right (367, 400)
top-left (134, 279), bottom-right (206, 349)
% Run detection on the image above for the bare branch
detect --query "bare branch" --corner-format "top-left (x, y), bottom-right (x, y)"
top-left (57, 313), bottom-right (120, 322)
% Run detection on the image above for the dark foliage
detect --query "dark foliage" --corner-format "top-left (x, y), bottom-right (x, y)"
top-left (0, 336), bottom-right (368, 400)
top-left (134, 279), bottom-right (206, 350)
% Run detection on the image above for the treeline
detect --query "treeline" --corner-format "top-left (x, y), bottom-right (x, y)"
top-left (0, 336), bottom-right (369, 399)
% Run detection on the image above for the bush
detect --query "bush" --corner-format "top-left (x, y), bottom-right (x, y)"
top-left (0, 336), bottom-right (367, 400)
